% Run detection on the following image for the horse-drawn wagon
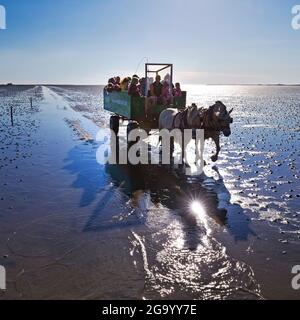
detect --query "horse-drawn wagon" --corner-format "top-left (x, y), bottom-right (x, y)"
top-left (104, 63), bottom-right (186, 136)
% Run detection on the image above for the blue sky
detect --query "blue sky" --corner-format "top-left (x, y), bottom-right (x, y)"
top-left (0, 0), bottom-right (299, 84)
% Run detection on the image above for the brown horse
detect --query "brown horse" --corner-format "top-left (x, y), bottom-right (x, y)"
top-left (200, 101), bottom-right (233, 162)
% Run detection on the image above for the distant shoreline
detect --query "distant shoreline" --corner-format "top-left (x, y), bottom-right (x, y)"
top-left (1, 83), bottom-right (300, 87)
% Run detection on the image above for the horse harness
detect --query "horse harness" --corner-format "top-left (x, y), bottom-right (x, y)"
top-left (171, 108), bottom-right (191, 130)
top-left (171, 106), bottom-right (223, 132)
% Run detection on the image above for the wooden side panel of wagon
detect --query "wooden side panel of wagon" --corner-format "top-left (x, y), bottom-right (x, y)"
top-left (104, 90), bottom-right (145, 120)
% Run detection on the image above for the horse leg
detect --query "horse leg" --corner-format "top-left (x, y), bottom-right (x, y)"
top-left (181, 132), bottom-right (185, 165)
top-left (158, 135), bottom-right (162, 164)
top-left (169, 136), bottom-right (175, 165)
top-left (170, 136), bottom-right (174, 154)
top-left (195, 137), bottom-right (206, 166)
top-left (211, 134), bottom-right (220, 162)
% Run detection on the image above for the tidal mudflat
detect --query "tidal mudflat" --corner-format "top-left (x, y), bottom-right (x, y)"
top-left (0, 85), bottom-right (299, 299)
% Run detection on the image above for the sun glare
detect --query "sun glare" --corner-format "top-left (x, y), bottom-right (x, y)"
top-left (190, 201), bottom-right (206, 218)
top-left (190, 200), bottom-right (212, 236)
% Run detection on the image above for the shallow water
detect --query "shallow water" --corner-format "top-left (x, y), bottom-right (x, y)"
top-left (0, 85), bottom-right (299, 299)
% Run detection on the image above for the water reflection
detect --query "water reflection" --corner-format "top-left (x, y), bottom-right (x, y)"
top-left (62, 141), bottom-right (261, 299)
top-left (105, 159), bottom-right (260, 299)
top-left (62, 140), bottom-right (256, 241)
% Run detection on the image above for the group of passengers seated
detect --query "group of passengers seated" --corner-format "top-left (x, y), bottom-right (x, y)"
top-left (105, 74), bottom-right (182, 110)
top-left (146, 75), bottom-right (183, 111)
top-left (105, 76), bottom-right (122, 93)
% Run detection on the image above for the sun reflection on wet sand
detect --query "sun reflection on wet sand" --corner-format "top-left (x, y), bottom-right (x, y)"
top-left (191, 201), bottom-right (205, 218)
top-left (190, 200), bottom-right (212, 237)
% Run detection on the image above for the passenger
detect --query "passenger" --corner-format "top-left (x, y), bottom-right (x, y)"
top-left (146, 74), bottom-right (163, 115)
top-left (109, 77), bottom-right (116, 85)
top-left (149, 75), bottom-right (163, 100)
top-left (128, 76), bottom-right (142, 97)
top-left (110, 76), bottom-right (119, 91)
top-left (161, 81), bottom-right (173, 105)
top-left (105, 78), bottom-right (115, 93)
top-left (114, 83), bottom-right (121, 92)
top-left (115, 76), bottom-right (121, 85)
top-left (164, 73), bottom-right (171, 85)
top-left (120, 77), bottom-right (131, 91)
top-left (138, 77), bottom-right (147, 96)
top-left (173, 82), bottom-right (182, 97)
top-left (105, 83), bottom-right (114, 93)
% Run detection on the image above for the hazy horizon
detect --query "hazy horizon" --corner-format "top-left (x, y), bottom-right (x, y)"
top-left (1, 83), bottom-right (300, 87)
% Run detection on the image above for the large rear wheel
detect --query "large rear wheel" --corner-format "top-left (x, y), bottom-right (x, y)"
top-left (110, 115), bottom-right (119, 135)
top-left (127, 121), bottom-right (139, 142)
top-left (127, 121), bottom-right (141, 160)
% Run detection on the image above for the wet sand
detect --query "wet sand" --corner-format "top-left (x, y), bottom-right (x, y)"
top-left (0, 85), bottom-right (299, 299)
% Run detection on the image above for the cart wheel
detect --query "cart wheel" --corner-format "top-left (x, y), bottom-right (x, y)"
top-left (127, 121), bottom-right (140, 144)
top-left (110, 115), bottom-right (119, 135)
